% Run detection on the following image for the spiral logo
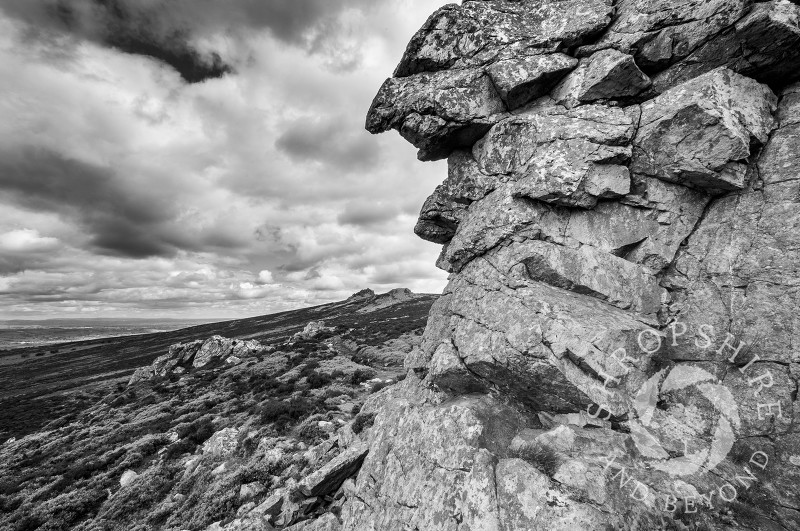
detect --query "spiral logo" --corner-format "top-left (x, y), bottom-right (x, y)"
top-left (630, 365), bottom-right (741, 476)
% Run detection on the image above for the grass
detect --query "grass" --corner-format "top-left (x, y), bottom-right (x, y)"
top-left (352, 412), bottom-right (376, 434)
top-left (0, 293), bottom-right (435, 440)
top-left (0, 293), bottom-right (432, 531)
top-left (512, 443), bottom-right (560, 477)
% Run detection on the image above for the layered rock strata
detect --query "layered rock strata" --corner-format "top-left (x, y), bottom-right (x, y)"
top-left (342, 0), bottom-right (800, 529)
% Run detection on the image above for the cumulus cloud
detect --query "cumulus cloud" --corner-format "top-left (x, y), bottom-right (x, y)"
top-left (0, 229), bottom-right (60, 253)
top-left (0, 0), bottom-right (452, 319)
top-left (0, 229), bottom-right (62, 275)
top-left (257, 270), bottom-right (275, 284)
top-left (275, 115), bottom-right (378, 172)
top-left (337, 200), bottom-right (401, 227)
top-left (0, 147), bottom-right (181, 257)
top-left (0, 0), bottom-right (381, 82)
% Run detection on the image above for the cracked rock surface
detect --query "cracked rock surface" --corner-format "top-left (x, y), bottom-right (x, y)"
top-left (346, 0), bottom-right (800, 530)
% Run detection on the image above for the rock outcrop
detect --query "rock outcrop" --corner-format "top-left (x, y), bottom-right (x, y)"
top-left (355, 288), bottom-right (421, 313)
top-left (355, 1), bottom-right (800, 529)
top-left (128, 335), bottom-right (272, 385)
top-left (292, 321), bottom-right (336, 342)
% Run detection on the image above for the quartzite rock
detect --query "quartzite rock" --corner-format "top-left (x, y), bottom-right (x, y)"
top-left (202, 427), bottom-right (240, 457)
top-left (193, 336), bottom-right (266, 368)
top-left (358, 0), bottom-right (799, 528)
top-left (438, 178), bottom-right (709, 275)
top-left (633, 68), bottom-right (777, 191)
top-left (298, 443), bottom-right (369, 497)
top-left (519, 240), bottom-right (664, 315)
top-left (292, 321), bottom-right (335, 341)
top-left (284, 513), bottom-right (340, 531)
top-left (486, 53), bottom-right (578, 109)
top-left (660, 82), bottom-right (800, 369)
top-left (550, 48), bottom-right (651, 107)
top-left (366, 68), bottom-right (506, 161)
top-left (414, 150), bottom-right (497, 243)
top-left (394, 0), bottom-right (613, 77)
top-left (119, 470), bottom-right (138, 488)
top-left (473, 104), bottom-right (635, 208)
top-left (651, 0), bottom-right (800, 92)
top-left (437, 184), bottom-right (565, 273)
top-left (584, 0), bottom-right (751, 70)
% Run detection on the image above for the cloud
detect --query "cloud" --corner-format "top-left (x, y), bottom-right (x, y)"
top-left (0, 0), bottom-right (380, 82)
top-left (275, 115), bottom-right (378, 172)
top-left (0, 147), bottom-right (183, 258)
top-left (0, 229), bottom-right (62, 275)
top-left (0, 0), bottom-right (453, 319)
top-left (0, 0), bottom-right (232, 82)
top-left (258, 270), bottom-right (275, 284)
top-left (0, 229), bottom-right (59, 253)
top-left (337, 201), bottom-right (401, 227)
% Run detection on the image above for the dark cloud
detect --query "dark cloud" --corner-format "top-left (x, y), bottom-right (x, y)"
top-left (0, 0), bottom-right (376, 82)
top-left (0, 0), bottom-right (451, 318)
top-left (0, 0), bottom-right (231, 82)
top-left (0, 255), bottom-right (49, 276)
top-left (275, 116), bottom-right (378, 172)
top-left (0, 147), bottom-right (191, 258)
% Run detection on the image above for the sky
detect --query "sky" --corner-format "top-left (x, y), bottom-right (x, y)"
top-left (0, 0), bottom-right (452, 320)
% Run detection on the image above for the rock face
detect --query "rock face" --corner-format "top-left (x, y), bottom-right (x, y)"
top-left (365, 0), bottom-right (615, 160)
top-left (352, 0), bottom-right (800, 529)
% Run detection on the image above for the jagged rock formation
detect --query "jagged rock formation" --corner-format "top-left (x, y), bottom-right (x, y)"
top-left (355, 288), bottom-right (417, 313)
top-left (128, 336), bottom-right (273, 385)
top-left (347, 1), bottom-right (800, 530)
top-left (293, 322), bottom-right (337, 342)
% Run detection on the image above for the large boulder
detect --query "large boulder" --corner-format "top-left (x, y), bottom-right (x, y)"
top-left (366, 68), bottom-right (506, 161)
top-left (633, 68), bottom-right (777, 191)
top-left (550, 48), bottom-right (651, 107)
top-left (487, 53), bottom-right (578, 110)
top-left (128, 336), bottom-right (267, 385)
top-left (472, 104), bottom-right (635, 209)
top-left (202, 427), bottom-right (240, 457)
top-left (194, 336), bottom-right (267, 368)
top-left (119, 469), bottom-right (138, 488)
top-left (292, 321), bottom-right (335, 341)
top-left (366, 0), bottom-right (615, 161)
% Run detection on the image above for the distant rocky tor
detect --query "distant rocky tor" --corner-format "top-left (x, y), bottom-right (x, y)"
top-left (352, 0), bottom-right (800, 530)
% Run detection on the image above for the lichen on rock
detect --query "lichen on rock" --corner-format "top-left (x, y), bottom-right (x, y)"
top-left (354, 0), bottom-right (800, 529)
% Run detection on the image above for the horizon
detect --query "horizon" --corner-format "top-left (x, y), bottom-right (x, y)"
top-left (0, 286), bottom-right (436, 322)
top-left (0, 1), bottom-right (451, 320)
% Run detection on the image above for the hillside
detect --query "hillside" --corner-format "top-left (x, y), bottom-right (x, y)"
top-left (0, 289), bottom-right (436, 441)
top-left (0, 288), bottom-right (436, 531)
